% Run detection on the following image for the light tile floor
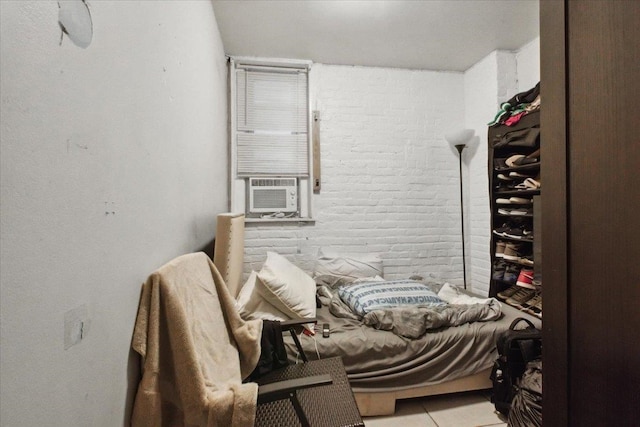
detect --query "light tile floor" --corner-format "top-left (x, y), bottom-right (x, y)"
top-left (362, 390), bottom-right (507, 427)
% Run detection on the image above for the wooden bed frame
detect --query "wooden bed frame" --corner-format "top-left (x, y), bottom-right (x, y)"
top-left (213, 213), bottom-right (493, 417)
top-left (352, 368), bottom-right (492, 416)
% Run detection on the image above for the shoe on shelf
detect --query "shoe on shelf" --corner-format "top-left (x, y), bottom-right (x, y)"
top-left (503, 224), bottom-right (533, 240)
top-left (523, 292), bottom-right (542, 318)
top-left (496, 198), bottom-right (512, 204)
top-left (509, 208), bottom-right (532, 216)
top-left (502, 264), bottom-right (520, 285)
top-left (493, 222), bottom-right (512, 237)
top-left (502, 243), bottom-right (524, 261)
top-left (516, 268), bottom-right (535, 288)
top-left (509, 171), bottom-right (536, 179)
top-left (509, 196), bottom-right (533, 204)
top-left (505, 154), bottom-right (525, 167)
top-left (514, 175), bottom-right (541, 190)
top-left (495, 181), bottom-right (517, 192)
top-left (497, 284), bottom-right (520, 301)
top-left (520, 255), bottom-right (535, 266)
top-left (524, 176), bottom-right (541, 189)
top-left (492, 261), bottom-right (506, 280)
top-left (507, 149), bottom-right (540, 167)
top-left (498, 208), bottom-right (532, 216)
top-left (505, 286), bottom-right (537, 307)
top-left (495, 241), bottom-right (506, 258)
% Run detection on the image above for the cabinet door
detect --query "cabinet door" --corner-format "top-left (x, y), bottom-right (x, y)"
top-left (541, 1), bottom-right (640, 426)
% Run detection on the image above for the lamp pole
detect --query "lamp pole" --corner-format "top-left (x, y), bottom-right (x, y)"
top-left (455, 144), bottom-right (467, 289)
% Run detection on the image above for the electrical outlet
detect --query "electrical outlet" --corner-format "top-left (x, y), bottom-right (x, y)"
top-left (64, 304), bottom-right (90, 350)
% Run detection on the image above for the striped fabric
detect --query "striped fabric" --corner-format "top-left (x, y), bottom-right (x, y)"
top-left (338, 280), bottom-right (446, 317)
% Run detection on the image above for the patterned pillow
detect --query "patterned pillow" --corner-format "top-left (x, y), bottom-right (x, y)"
top-left (338, 279), bottom-right (446, 317)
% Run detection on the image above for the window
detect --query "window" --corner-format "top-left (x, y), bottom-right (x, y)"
top-left (229, 57), bottom-right (313, 220)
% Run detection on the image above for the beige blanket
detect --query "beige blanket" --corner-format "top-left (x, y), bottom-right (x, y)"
top-left (131, 252), bottom-right (262, 427)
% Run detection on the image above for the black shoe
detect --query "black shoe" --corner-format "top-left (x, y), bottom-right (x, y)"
top-left (493, 263), bottom-right (506, 281)
top-left (503, 224), bottom-right (533, 240)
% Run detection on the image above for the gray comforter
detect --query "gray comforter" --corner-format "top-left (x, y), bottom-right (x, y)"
top-left (329, 287), bottom-right (502, 338)
top-left (284, 285), bottom-right (539, 392)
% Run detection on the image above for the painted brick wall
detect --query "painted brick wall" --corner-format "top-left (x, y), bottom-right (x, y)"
top-left (516, 37), bottom-right (540, 92)
top-left (464, 43), bottom-right (538, 296)
top-left (244, 64), bottom-right (467, 285)
top-left (243, 46), bottom-right (539, 295)
top-left (464, 51), bottom-right (517, 296)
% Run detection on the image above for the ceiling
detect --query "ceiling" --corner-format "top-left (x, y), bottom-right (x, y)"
top-left (212, 0), bottom-right (539, 72)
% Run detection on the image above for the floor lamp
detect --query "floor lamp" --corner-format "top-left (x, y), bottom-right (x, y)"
top-left (445, 129), bottom-right (474, 289)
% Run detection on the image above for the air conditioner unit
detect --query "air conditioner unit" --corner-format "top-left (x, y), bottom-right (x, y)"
top-left (248, 177), bottom-right (298, 213)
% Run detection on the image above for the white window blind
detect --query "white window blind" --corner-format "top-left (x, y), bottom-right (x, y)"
top-left (235, 67), bottom-right (309, 176)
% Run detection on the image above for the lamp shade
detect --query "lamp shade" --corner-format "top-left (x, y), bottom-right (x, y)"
top-left (444, 129), bottom-right (474, 148)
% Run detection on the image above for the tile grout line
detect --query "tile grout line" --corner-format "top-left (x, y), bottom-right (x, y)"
top-left (425, 409), bottom-right (440, 427)
top-left (419, 398), bottom-right (440, 427)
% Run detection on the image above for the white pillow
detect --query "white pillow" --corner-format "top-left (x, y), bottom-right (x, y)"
top-left (256, 252), bottom-right (316, 323)
top-left (314, 248), bottom-right (383, 287)
top-left (236, 271), bottom-right (289, 322)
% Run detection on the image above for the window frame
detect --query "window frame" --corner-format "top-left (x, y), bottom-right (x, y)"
top-left (229, 56), bottom-right (314, 222)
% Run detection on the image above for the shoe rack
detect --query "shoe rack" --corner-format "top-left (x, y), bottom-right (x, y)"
top-left (488, 110), bottom-right (542, 317)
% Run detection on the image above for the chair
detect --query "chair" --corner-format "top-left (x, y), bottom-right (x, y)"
top-left (131, 252), bottom-right (363, 427)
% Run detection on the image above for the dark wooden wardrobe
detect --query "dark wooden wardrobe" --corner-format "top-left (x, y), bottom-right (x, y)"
top-left (540, 1), bottom-right (640, 426)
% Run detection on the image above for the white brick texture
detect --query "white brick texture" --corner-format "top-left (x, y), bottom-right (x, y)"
top-left (243, 48), bottom-right (538, 296)
top-left (244, 64), bottom-right (467, 285)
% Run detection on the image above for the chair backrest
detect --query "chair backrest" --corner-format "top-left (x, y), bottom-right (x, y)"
top-left (131, 252), bottom-right (262, 427)
top-left (214, 213), bottom-right (246, 298)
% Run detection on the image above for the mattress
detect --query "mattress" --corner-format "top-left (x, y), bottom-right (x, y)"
top-left (284, 298), bottom-right (541, 393)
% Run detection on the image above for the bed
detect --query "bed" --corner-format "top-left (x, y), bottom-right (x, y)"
top-left (213, 213), bottom-right (542, 416)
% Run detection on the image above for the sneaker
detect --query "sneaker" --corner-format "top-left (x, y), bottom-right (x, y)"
top-left (496, 198), bottom-right (512, 204)
top-left (497, 284), bottom-right (520, 301)
top-left (502, 265), bottom-right (520, 285)
top-left (523, 293), bottom-right (542, 318)
top-left (506, 286), bottom-right (537, 307)
top-left (495, 241), bottom-right (506, 258)
top-left (503, 224), bottom-right (533, 240)
top-left (520, 255), bottom-right (535, 266)
top-left (493, 222), bottom-right (512, 237)
top-left (492, 261), bottom-right (506, 280)
top-left (502, 243), bottom-right (523, 261)
top-left (516, 268), bottom-right (535, 288)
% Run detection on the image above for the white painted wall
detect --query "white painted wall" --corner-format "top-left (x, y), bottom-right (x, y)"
top-left (516, 37), bottom-right (540, 92)
top-left (0, 2), bottom-right (228, 426)
top-left (244, 65), bottom-right (468, 285)
top-left (464, 41), bottom-right (539, 296)
top-left (463, 51), bottom-right (517, 296)
top-left (242, 41), bottom-right (538, 295)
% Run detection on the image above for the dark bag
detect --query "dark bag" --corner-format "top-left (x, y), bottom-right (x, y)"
top-left (490, 317), bottom-right (542, 416)
top-left (508, 359), bottom-right (543, 427)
